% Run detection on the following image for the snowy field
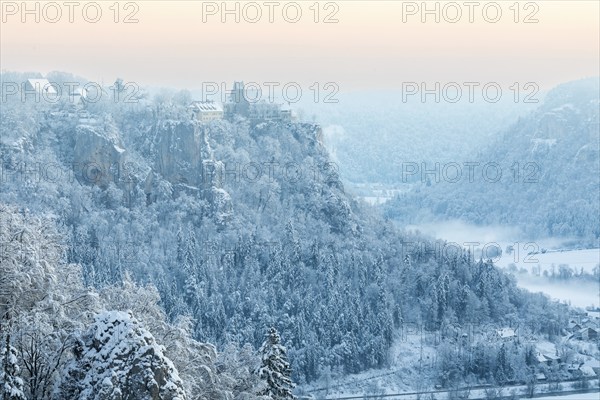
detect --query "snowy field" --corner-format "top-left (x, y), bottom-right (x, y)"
top-left (496, 248), bottom-right (600, 309)
top-left (515, 278), bottom-right (600, 309)
top-left (361, 196), bottom-right (391, 205)
top-left (495, 248), bottom-right (600, 274)
top-left (534, 392), bottom-right (600, 400)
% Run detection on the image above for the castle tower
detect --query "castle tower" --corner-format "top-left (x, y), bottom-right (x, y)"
top-left (228, 81), bottom-right (250, 117)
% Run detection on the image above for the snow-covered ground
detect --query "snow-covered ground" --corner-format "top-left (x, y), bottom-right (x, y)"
top-left (496, 247), bottom-right (600, 309)
top-left (534, 392), bottom-right (600, 400)
top-left (515, 278), bottom-right (600, 309)
top-left (302, 333), bottom-right (597, 399)
top-left (495, 248), bottom-right (600, 274)
top-left (302, 333), bottom-right (438, 397)
top-left (361, 196), bottom-right (390, 205)
top-left (303, 378), bottom-right (600, 399)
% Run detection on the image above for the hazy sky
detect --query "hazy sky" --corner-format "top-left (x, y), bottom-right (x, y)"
top-left (1, 1), bottom-right (599, 91)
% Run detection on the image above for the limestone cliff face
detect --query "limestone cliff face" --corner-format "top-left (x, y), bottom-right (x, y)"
top-left (70, 116), bottom-right (232, 222)
top-left (151, 120), bottom-right (211, 188)
top-left (74, 124), bottom-right (127, 188)
top-left (145, 120), bottom-right (232, 222)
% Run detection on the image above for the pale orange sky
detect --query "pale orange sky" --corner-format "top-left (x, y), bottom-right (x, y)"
top-left (1, 0), bottom-right (598, 91)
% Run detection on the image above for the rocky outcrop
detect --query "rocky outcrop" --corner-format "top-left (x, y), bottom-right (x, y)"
top-left (151, 121), bottom-right (210, 188)
top-left (73, 124), bottom-right (127, 188)
top-left (146, 120), bottom-right (232, 222)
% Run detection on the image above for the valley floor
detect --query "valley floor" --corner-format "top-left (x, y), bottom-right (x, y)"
top-left (534, 391), bottom-right (600, 400)
top-left (301, 329), bottom-right (600, 398)
top-left (303, 380), bottom-right (600, 399)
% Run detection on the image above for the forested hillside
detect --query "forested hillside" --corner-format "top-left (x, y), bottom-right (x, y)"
top-left (384, 78), bottom-right (600, 243)
top-left (0, 72), bottom-right (570, 398)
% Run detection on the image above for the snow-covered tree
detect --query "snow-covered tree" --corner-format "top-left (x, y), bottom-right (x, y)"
top-left (0, 204), bottom-right (63, 322)
top-left (58, 310), bottom-right (187, 400)
top-left (99, 276), bottom-right (231, 400)
top-left (0, 205), bottom-right (97, 399)
top-left (218, 343), bottom-right (268, 400)
top-left (495, 343), bottom-right (514, 386)
top-left (258, 327), bottom-right (295, 399)
top-left (0, 335), bottom-right (26, 400)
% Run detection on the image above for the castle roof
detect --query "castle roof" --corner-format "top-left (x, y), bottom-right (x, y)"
top-left (190, 101), bottom-right (223, 112)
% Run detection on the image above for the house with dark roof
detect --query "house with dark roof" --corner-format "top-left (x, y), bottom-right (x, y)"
top-left (573, 327), bottom-right (598, 341)
top-left (567, 320), bottom-right (582, 332)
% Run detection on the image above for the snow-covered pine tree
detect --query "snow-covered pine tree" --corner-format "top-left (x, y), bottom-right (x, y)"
top-left (257, 327), bottom-right (295, 399)
top-left (58, 310), bottom-right (187, 400)
top-left (0, 335), bottom-right (26, 400)
top-left (495, 343), bottom-right (514, 386)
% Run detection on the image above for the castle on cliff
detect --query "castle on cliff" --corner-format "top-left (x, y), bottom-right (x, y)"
top-left (190, 81), bottom-right (294, 123)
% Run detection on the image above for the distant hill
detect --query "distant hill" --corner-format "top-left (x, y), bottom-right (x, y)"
top-left (384, 78), bottom-right (600, 243)
top-left (297, 90), bottom-right (537, 184)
